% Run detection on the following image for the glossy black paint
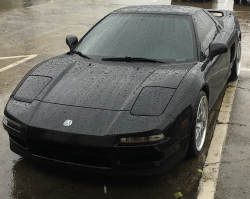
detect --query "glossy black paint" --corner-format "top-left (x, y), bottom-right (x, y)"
top-left (66, 35), bottom-right (78, 50)
top-left (209, 43), bottom-right (228, 61)
top-left (3, 5), bottom-right (241, 175)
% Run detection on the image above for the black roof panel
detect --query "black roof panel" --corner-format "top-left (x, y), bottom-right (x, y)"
top-left (112, 5), bottom-right (201, 15)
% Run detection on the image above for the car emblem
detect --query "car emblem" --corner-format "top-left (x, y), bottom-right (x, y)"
top-left (63, 120), bottom-right (72, 127)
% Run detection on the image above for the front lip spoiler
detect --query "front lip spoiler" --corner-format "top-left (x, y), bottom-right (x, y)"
top-left (9, 137), bottom-right (185, 176)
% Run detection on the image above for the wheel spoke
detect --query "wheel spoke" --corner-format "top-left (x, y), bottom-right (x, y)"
top-left (196, 130), bottom-right (199, 140)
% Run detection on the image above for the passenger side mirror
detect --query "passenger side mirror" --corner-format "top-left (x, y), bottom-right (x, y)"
top-left (66, 35), bottom-right (78, 50)
top-left (209, 43), bottom-right (228, 60)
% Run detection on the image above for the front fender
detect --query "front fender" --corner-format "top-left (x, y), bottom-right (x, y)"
top-left (164, 62), bottom-right (206, 138)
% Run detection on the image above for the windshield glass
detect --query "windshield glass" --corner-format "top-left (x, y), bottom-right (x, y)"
top-left (76, 14), bottom-right (196, 62)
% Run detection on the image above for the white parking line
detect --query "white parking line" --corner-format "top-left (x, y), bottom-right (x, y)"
top-left (0, 55), bottom-right (30, 60)
top-left (0, 54), bottom-right (38, 73)
top-left (241, 68), bottom-right (250, 72)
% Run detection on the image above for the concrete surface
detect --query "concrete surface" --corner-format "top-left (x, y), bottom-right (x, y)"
top-left (0, 0), bottom-right (250, 199)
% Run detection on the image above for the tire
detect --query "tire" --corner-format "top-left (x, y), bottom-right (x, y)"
top-left (234, 0), bottom-right (240, 3)
top-left (229, 41), bottom-right (241, 81)
top-left (188, 91), bottom-right (208, 157)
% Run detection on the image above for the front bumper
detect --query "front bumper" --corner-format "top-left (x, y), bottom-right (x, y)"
top-left (3, 116), bottom-right (188, 175)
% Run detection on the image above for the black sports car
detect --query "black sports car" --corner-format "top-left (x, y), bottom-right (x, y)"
top-left (3, 5), bottom-right (241, 175)
top-left (234, 0), bottom-right (250, 4)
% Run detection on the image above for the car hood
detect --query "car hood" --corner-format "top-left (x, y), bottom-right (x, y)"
top-left (25, 54), bottom-right (196, 111)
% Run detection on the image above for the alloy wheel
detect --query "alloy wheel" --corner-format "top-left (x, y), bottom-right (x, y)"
top-left (195, 96), bottom-right (208, 151)
top-left (236, 41), bottom-right (241, 77)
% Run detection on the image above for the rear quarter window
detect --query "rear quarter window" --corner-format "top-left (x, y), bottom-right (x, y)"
top-left (194, 10), bottom-right (218, 53)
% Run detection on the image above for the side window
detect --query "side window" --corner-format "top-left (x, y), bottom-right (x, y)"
top-left (194, 10), bottom-right (218, 53)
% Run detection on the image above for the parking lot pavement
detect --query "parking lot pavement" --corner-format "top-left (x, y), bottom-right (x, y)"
top-left (0, 1), bottom-right (250, 199)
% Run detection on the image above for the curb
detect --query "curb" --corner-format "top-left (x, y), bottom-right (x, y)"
top-left (197, 80), bottom-right (238, 199)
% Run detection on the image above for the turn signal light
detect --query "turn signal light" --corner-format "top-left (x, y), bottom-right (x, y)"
top-left (120, 134), bottom-right (165, 143)
top-left (6, 117), bottom-right (22, 128)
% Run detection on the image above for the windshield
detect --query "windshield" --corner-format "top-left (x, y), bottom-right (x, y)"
top-left (75, 14), bottom-right (196, 62)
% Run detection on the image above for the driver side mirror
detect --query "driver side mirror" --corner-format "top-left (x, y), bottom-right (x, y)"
top-left (209, 43), bottom-right (228, 60)
top-left (66, 35), bottom-right (78, 50)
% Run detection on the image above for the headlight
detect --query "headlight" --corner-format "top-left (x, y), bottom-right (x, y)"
top-left (6, 117), bottom-right (22, 128)
top-left (131, 87), bottom-right (175, 116)
top-left (120, 133), bottom-right (165, 143)
top-left (14, 76), bottom-right (52, 103)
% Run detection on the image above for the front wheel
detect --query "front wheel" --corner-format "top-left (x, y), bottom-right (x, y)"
top-left (229, 41), bottom-right (241, 81)
top-left (188, 91), bottom-right (208, 157)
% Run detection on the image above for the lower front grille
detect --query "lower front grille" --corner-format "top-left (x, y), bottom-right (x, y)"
top-left (119, 152), bottom-right (163, 165)
top-left (27, 140), bottom-right (112, 168)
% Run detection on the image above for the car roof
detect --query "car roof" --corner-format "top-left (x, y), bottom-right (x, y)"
top-left (112, 5), bottom-right (202, 15)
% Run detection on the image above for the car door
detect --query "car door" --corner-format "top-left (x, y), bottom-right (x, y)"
top-left (193, 10), bottom-right (230, 108)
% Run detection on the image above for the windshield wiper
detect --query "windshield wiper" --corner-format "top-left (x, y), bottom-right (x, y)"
top-left (71, 51), bottom-right (90, 59)
top-left (102, 57), bottom-right (164, 63)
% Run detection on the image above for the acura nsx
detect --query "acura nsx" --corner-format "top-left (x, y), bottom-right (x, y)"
top-left (3, 5), bottom-right (241, 175)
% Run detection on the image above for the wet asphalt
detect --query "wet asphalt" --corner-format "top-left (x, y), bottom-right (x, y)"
top-left (0, 0), bottom-right (250, 199)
